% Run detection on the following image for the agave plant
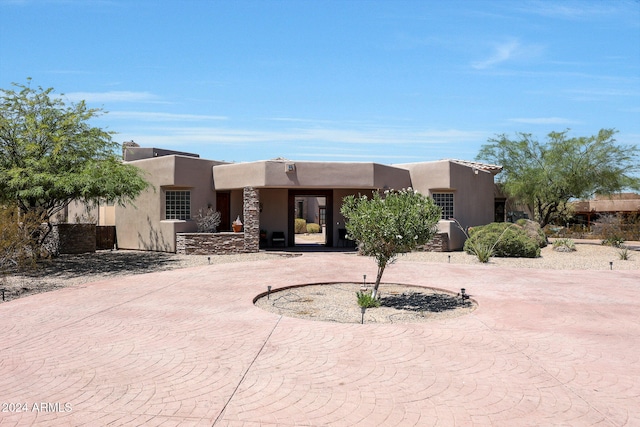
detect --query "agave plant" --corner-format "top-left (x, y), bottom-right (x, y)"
top-left (618, 246), bottom-right (632, 261)
top-left (356, 290), bottom-right (380, 308)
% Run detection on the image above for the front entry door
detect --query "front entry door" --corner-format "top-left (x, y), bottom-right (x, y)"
top-left (216, 192), bottom-right (231, 231)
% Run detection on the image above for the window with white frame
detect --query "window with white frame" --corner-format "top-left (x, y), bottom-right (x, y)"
top-left (432, 193), bottom-right (454, 219)
top-left (165, 190), bottom-right (191, 220)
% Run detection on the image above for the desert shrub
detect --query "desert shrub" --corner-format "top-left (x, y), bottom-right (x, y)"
top-left (516, 219), bottom-right (547, 248)
top-left (552, 238), bottom-right (576, 252)
top-left (295, 218), bottom-right (307, 234)
top-left (593, 214), bottom-right (625, 246)
top-left (467, 241), bottom-right (495, 263)
top-left (602, 236), bottom-right (625, 247)
top-left (356, 290), bottom-right (380, 308)
top-left (618, 246), bottom-right (632, 260)
top-left (306, 223), bottom-right (321, 233)
top-left (464, 222), bottom-right (540, 258)
top-left (0, 204), bottom-right (43, 272)
top-left (194, 208), bottom-right (221, 233)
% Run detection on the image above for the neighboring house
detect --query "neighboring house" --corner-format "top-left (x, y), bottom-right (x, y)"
top-left (111, 145), bottom-right (502, 253)
top-left (571, 193), bottom-right (640, 226)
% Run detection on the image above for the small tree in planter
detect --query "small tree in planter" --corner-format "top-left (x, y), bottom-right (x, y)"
top-left (194, 208), bottom-right (221, 233)
top-left (341, 188), bottom-right (441, 299)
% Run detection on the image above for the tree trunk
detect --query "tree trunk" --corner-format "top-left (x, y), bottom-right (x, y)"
top-left (371, 262), bottom-right (386, 299)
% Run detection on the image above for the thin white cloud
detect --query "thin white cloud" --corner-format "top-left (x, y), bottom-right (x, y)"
top-left (64, 91), bottom-right (160, 103)
top-left (109, 111), bottom-right (228, 122)
top-left (471, 39), bottom-right (544, 70)
top-left (119, 126), bottom-right (486, 147)
top-left (2, 0), bottom-right (118, 5)
top-left (265, 117), bottom-right (336, 124)
top-left (472, 40), bottom-right (521, 70)
top-left (509, 117), bottom-right (579, 125)
top-left (564, 88), bottom-right (640, 100)
top-left (517, 1), bottom-right (621, 20)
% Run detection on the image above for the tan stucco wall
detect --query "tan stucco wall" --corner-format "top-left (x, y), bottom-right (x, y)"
top-left (98, 205), bottom-right (116, 226)
top-left (116, 155), bottom-right (223, 252)
top-left (64, 202), bottom-right (115, 226)
top-left (65, 201), bottom-right (98, 224)
top-left (258, 189), bottom-right (289, 242)
top-left (573, 196), bottom-right (640, 213)
top-left (396, 160), bottom-right (496, 250)
top-left (213, 161), bottom-right (411, 190)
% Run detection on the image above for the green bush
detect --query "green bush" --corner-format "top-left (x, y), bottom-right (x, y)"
top-left (306, 223), bottom-right (321, 233)
top-left (516, 219), bottom-right (547, 248)
top-left (618, 246), bottom-right (632, 260)
top-left (464, 223), bottom-right (541, 258)
top-left (602, 235), bottom-right (625, 248)
top-left (467, 241), bottom-right (495, 263)
top-left (552, 238), bottom-right (576, 252)
top-left (294, 218), bottom-right (307, 234)
top-left (356, 290), bottom-right (380, 308)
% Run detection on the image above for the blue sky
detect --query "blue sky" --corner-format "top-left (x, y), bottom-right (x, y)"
top-left (1, 0), bottom-right (639, 164)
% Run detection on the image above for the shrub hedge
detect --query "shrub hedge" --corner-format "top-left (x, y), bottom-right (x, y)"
top-left (464, 222), bottom-right (541, 258)
top-left (306, 223), bottom-right (321, 233)
top-left (294, 218), bottom-right (307, 234)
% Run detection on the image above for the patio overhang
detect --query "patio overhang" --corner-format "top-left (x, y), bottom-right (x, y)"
top-left (212, 160), bottom-right (412, 190)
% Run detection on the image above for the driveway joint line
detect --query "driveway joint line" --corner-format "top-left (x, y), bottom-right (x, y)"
top-left (212, 315), bottom-right (283, 426)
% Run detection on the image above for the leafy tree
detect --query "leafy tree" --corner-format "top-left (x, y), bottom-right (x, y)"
top-left (341, 188), bottom-right (441, 298)
top-left (0, 80), bottom-right (150, 247)
top-left (476, 129), bottom-right (640, 227)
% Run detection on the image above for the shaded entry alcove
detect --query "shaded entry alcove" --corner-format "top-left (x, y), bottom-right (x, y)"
top-left (288, 189), bottom-right (333, 247)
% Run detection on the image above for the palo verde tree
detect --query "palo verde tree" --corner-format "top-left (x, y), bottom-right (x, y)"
top-left (341, 188), bottom-right (441, 299)
top-left (0, 80), bottom-right (150, 247)
top-left (477, 129), bottom-right (640, 228)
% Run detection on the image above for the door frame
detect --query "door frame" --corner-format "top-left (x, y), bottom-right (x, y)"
top-left (288, 189), bottom-right (333, 247)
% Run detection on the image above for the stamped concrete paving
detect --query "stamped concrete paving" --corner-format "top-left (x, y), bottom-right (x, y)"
top-left (1, 252), bottom-right (638, 426)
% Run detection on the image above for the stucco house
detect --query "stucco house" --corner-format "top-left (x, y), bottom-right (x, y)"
top-left (571, 193), bottom-right (640, 226)
top-left (103, 145), bottom-right (502, 253)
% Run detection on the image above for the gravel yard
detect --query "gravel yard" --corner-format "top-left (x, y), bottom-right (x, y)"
top-left (1, 242), bottom-right (637, 308)
top-left (255, 282), bottom-right (477, 324)
top-left (400, 241), bottom-right (640, 270)
top-left (0, 250), bottom-right (285, 303)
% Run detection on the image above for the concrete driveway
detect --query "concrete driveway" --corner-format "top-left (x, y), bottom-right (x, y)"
top-left (1, 252), bottom-right (638, 426)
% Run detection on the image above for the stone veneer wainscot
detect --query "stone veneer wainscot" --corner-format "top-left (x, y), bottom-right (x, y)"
top-left (176, 187), bottom-right (261, 255)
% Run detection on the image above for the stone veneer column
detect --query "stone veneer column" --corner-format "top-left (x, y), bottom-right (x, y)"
top-left (243, 186), bottom-right (260, 253)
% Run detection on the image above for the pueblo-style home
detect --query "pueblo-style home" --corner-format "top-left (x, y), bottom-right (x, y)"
top-left (107, 144), bottom-right (502, 254)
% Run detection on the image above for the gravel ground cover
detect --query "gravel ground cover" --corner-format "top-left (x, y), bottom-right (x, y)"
top-left (0, 250), bottom-right (286, 303)
top-left (401, 241), bottom-right (640, 270)
top-left (1, 242), bottom-right (637, 309)
top-left (255, 282), bottom-right (476, 324)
